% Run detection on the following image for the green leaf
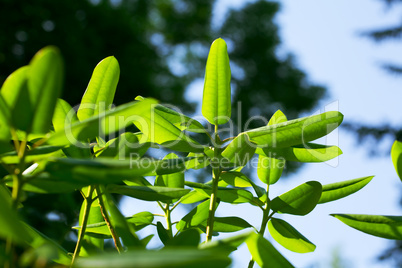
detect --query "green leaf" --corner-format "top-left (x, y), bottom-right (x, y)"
top-left (271, 181), bottom-right (322, 216)
top-left (73, 249), bottom-right (231, 268)
top-left (96, 132), bottom-right (149, 159)
top-left (184, 152), bottom-right (209, 170)
top-left (220, 171), bottom-right (266, 198)
top-left (202, 38), bottom-right (231, 125)
top-left (124, 177), bottom-right (152, 187)
top-left (0, 186), bottom-right (30, 244)
top-left (0, 145), bottom-right (64, 164)
top-left (77, 56), bottom-right (119, 121)
top-left (14, 157), bottom-right (195, 193)
top-left (268, 218), bottom-right (316, 253)
top-left (194, 187), bottom-right (257, 205)
top-left (180, 190), bottom-right (209, 204)
top-left (165, 229), bottom-right (200, 248)
top-left (78, 189), bottom-right (104, 256)
top-left (391, 140), bottom-right (402, 182)
top-left (0, 93), bottom-right (11, 140)
top-left (176, 199), bottom-right (212, 232)
top-left (107, 185), bottom-right (190, 202)
top-left (246, 232), bottom-right (294, 268)
top-left (318, 176), bottom-right (374, 204)
top-left (199, 230), bottom-right (253, 253)
top-left (96, 186), bottom-right (142, 249)
top-left (75, 211), bottom-right (154, 236)
top-left (46, 98), bottom-right (157, 146)
top-left (256, 143), bottom-right (342, 163)
top-left (52, 98), bottom-right (78, 132)
top-left (1, 66), bottom-right (33, 132)
top-left (155, 153), bottom-right (185, 189)
top-left (23, 223), bottom-right (71, 265)
top-left (28, 46), bottom-right (64, 134)
top-left (200, 217), bottom-right (253, 233)
top-left (256, 110), bottom-right (287, 185)
top-left (221, 133), bottom-right (256, 166)
top-left (257, 156), bottom-right (285, 185)
top-left (331, 214), bottom-right (402, 240)
top-left (245, 111), bottom-right (343, 148)
top-left (133, 101), bottom-right (203, 153)
top-left (157, 222), bottom-right (170, 245)
top-left (151, 103), bottom-right (207, 133)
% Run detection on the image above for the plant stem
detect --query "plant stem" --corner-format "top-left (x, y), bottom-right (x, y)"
top-left (164, 203), bottom-right (173, 238)
top-left (96, 185), bottom-right (123, 252)
top-left (71, 186), bottom-right (94, 265)
top-left (5, 137), bottom-right (27, 268)
top-left (248, 185), bottom-right (271, 268)
top-left (206, 125), bottom-right (221, 242)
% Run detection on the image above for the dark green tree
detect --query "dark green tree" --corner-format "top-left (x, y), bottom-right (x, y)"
top-left (0, 0), bottom-right (326, 252)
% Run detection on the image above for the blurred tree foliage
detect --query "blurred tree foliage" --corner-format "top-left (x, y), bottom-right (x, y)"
top-left (344, 0), bottom-right (402, 151)
top-left (352, 0), bottom-right (402, 266)
top-left (0, 0), bottom-right (326, 251)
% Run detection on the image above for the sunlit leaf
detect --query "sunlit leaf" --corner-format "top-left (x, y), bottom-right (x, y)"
top-left (52, 98), bottom-right (78, 132)
top-left (180, 190), bottom-right (209, 204)
top-left (73, 249), bottom-right (231, 268)
top-left (78, 189), bottom-right (104, 256)
top-left (257, 156), bottom-right (285, 185)
top-left (200, 217), bottom-right (253, 232)
top-left (133, 100), bottom-right (203, 153)
top-left (246, 232), bottom-right (294, 268)
top-left (74, 212), bottom-right (154, 236)
top-left (13, 157), bottom-right (196, 193)
top-left (245, 111), bottom-right (343, 148)
top-left (28, 46), bottom-right (63, 134)
top-left (0, 186), bottom-right (29, 244)
top-left (256, 143), bottom-right (342, 163)
top-left (95, 132), bottom-right (150, 159)
top-left (220, 171), bottom-right (266, 198)
top-left (0, 93), bottom-right (11, 140)
top-left (1, 66), bottom-right (32, 132)
top-left (107, 185), bottom-right (190, 202)
top-left (23, 223), bottom-right (71, 265)
top-left (96, 186), bottom-right (142, 249)
top-left (77, 56), bottom-right (119, 121)
top-left (221, 134), bottom-right (256, 166)
top-left (331, 214), bottom-right (402, 240)
top-left (271, 181), bottom-right (322, 216)
top-left (194, 187), bottom-right (257, 205)
top-left (202, 38), bottom-right (231, 125)
top-left (318, 176), bottom-right (374, 204)
top-left (199, 230), bottom-right (253, 253)
top-left (268, 218), bottom-right (316, 253)
top-left (391, 140), bottom-right (402, 182)
top-left (256, 110), bottom-right (287, 185)
top-left (46, 98), bottom-right (157, 146)
top-left (176, 200), bottom-right (212, 232)
top-left (150, 103), bottom-right (207, 133)
top-left (155, 153), bottom-right (185, 189)
top-left (0, 145), bottom-right (64, 164)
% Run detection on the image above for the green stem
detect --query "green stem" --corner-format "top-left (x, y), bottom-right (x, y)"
top-left (5, 238), bottom-right (13, 268)
top-left (96, 185), bottom-right (124, 252)
top-left (248, 185), bottom-right (271, 268)
top-left (5, 137), bottom-right (27, 268)
top-left (71, 186), bottom-right (94, 265)
top-left (164, 203), bottom-right (173, 238)
top-left (206, 125), bottom-right (221, 242)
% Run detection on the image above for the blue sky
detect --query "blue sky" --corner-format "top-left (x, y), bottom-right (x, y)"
top-left (124, 1), bottom-right (402, 267)
top-left (218, 1), bottom-right (402, 267)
